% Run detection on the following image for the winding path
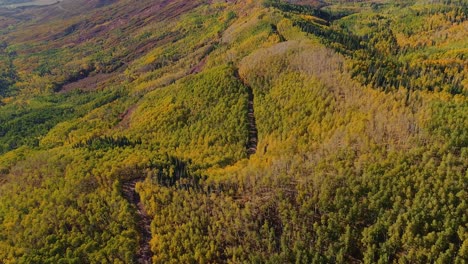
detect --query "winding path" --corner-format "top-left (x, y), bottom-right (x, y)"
top-left (122, 179), bottom-right (152, 264)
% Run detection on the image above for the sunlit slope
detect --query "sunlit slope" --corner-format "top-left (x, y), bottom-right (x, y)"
top-left (0, 0), bottom-right (466, 263)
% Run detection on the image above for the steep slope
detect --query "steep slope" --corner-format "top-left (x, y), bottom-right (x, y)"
top-left (0, 0), bottom-right (467, 263)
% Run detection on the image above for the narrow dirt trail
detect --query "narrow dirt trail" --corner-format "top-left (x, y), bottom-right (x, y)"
top-left (122, 179), bottom-right (152, 264)
top-left (246, 85), bottom-right (258, 156)
top-left (234, 69), bottom-right (258, 156)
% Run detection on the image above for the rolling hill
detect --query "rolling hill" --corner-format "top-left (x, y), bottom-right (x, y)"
top-left (0, 0), bottom-right (466, 263)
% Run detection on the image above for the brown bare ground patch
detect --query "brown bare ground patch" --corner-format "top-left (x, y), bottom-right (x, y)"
top-left (4, 0), bottom-right (204, 52)
top-left (125, 32), bottom-right (181, 62)
top-left (189, 42), bottom-right (218, 74)
top-left (0, 8), bottom-right (22, 28)
top-left (59, 72), bottom-right (117, 93)
top-left (117, 104), bottom-right (137, 129)
top-left (189, 56), bottom-right (207, 75)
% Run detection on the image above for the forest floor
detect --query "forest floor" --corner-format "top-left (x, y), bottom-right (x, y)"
top-left (122, 179), bottom-right (152, 264)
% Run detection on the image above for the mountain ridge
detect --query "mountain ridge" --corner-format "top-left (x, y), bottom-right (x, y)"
top-left (0, 0), bottom-right (466, 263)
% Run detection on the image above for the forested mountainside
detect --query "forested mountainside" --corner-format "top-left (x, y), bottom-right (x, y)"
top-left (0, 0), bottom-right (466, 262)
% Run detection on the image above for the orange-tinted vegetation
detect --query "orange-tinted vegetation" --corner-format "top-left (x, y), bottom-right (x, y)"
top-left (0, 0), bottom-right (466, 263)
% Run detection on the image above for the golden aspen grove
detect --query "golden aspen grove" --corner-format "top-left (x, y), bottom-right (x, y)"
top-left (0, 0), bottom-right (466, 263)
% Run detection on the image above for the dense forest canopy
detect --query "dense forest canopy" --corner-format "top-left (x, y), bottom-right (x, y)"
top-left (0, 0), bottom-right (466, 263)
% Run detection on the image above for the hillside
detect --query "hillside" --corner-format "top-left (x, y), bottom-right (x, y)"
top-left (0, 0), bottom-right (467, 263)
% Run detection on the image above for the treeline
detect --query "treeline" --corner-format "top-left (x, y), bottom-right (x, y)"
top-left (145, 155), bottom-right (203, 188)
top-left (289, 6), bottom-right (466, 94)
top-left (0, 42), bottom-right (17, 98)
top-left (0, 89), bottom-right (123, 154)
top-left (73, 136), bottom-right (142, 151)
top-left (0, 150), bottom-right (140, 263)
top-left (264, 0), bottom-right (353, 22)
top-left (0, 106), bottom-right (74, 153)
top-left (135, 123), bottom-right (467, 263)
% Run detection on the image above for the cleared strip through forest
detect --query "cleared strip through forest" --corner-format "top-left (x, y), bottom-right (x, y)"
top-left (122, 179), bottom-right (152, 264)
top-left (246, 85), bottom-right (258, 156)
top-left (234, 69), bottom-right (258, 156)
